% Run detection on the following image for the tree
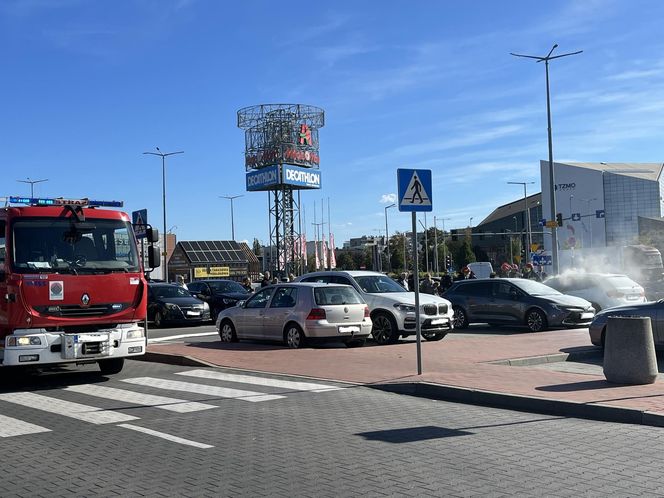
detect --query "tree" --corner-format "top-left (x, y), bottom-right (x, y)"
top-left (462, 236), bottom-right (476, 267)
top-left (252, 238), bottom-right (262, 256)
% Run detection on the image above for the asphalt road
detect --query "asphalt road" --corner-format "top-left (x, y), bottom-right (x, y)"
top-left (2, 360), bottom-right (664, 497)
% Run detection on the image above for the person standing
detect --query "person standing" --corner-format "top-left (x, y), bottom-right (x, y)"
top-left (241, 277), bottom-right (253, 292)
top-left (260, 271), bottom-right (271, 288)
top-left (396, 272), bottom-right (409, 290)
top-left (420, 273), bottom-right (439, 295)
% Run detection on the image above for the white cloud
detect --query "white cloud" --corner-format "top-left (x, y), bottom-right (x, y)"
top-left (380, 193), bottom-right (397, 203)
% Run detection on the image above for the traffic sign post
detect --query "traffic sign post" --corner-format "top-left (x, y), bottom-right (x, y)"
top-left (132, 209), bottom-right (148, 239)
top-left (397, 169), bottom-right (433, 375)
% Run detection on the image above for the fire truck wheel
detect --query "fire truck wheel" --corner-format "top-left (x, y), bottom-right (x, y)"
top-left (98, 358), bottom-right (125, 375)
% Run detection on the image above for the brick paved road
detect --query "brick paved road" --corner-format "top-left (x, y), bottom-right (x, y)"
top-left (1, 360), bottom-right (663, 497)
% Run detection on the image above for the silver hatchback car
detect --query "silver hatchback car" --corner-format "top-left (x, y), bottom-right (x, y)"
top-left (215, 282), bottom-right (372, 348)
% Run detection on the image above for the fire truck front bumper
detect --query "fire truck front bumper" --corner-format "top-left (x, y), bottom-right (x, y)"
top-left (1, 324), bottom-right (146, 367)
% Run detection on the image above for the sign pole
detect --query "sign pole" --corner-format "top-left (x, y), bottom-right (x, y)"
top-left (412, 212), bottom-right (422, 375)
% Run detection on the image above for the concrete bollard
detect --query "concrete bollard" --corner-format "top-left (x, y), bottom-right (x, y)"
top-left (603, 316), bottom-right (658, 385)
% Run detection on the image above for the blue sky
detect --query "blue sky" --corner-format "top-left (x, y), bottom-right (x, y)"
top-left (2, 0), bottom-right (664, 246)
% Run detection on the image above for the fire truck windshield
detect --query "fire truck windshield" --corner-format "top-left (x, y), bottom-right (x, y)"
top-left (11, 218), bottom-right (140, 274)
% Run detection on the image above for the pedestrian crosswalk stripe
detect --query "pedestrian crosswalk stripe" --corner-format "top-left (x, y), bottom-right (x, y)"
top-left (177, 369), bottom-right (343, 393)
top-left (0, 392), bottom-right (138, 424)
top-left (121, 377), bottom-right (285, 402)
top-left (118, 423), bottom-right (214, 449)
top-left (65, 385), bottom-right (217, 413)
top-left (0, 413), bottom-right (51, 437)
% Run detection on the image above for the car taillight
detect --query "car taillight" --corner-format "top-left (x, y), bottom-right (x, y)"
top-left (364, 306), bottom-right (370, 318)
top-left (607, 290), bottom-right (624, 298)
top-left (306, 308), bottom-right (326, 320)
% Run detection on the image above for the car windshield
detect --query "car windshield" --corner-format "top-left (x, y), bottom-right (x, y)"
top-left (315, 286), bottom-right (364, 305)
top-left (354, 275), bottom-right (406, 293)
top-left (606, 275), bottom-right (640, 288)
top-left (152, 285), bottom-right (192, 298)
top-left (208, 280), bottom-right (247, 294)
top-left (512, 279), bottom-right (562, 296)
top-left (11, 218), bottom-right (140, 274)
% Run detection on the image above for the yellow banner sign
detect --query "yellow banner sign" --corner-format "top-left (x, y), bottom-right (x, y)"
top-left (194, 267), bottom-right (230, 278)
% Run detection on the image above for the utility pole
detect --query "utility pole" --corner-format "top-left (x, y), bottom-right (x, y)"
top-left (143, 147), bottom-right (184, 281)
top-left (434, 216), bottom-right (451, 274)
top-left (17, 178), bottom-right (48, 198)
top-left (511, 44), bottom-right (582, 275)
top-left (418, 219), bottom-right (429, 273)
top-left (384, 203), bottom-right (396, 273)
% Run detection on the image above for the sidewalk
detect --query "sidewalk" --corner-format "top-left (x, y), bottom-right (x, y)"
top-left (146, 329), bottom-right (664, 427)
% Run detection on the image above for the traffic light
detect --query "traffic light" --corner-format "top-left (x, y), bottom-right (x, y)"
top-left (445, 255), bottom-right (452, 269)
top-left (556, 213), bottom-right (563, 227)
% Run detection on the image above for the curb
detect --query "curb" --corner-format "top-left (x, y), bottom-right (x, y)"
top-left (373, 382), bottom-right (664, 428)
top-left (138, 350), bottom-right (664, 428)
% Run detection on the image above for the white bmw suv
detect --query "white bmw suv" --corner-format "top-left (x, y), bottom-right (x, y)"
top-left (296, 270), bottom-right (453, 345)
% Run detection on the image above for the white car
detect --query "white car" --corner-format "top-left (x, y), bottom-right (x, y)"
top-left (296, 270), bottom-right (453, 345)
top-left (544, 273), bottom-right (647, 312)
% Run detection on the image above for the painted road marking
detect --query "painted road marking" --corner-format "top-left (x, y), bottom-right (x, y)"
top-left (121, 377), bottom-right (285, 402)
top-left (0, 392), bottom-right (138, 424)
top-left (118, 423), bottom-right (214, 449)
top-left (176, 369), bottom-right (343, 393)
top-left (0, 413), bottom-right (51, 438)
top-left (65, 385), bottom-right (217, 413)
top-left (148, 331), bottom-right (218, 343)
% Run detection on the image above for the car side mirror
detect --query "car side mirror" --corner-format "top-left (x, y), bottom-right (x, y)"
top-left (237, 300), bottom-right (246, 308)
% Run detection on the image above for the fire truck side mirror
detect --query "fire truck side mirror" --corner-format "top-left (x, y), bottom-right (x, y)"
top-left (146, 227), bottom-right (159, 244)
top-left (148, 246), bottom-right (161, 268)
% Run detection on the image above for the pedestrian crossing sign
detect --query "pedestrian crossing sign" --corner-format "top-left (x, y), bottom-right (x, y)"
top-left (397, 168), bottom-right (433, 212)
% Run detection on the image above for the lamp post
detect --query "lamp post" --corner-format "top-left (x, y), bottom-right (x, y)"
top-left (511, 44), bottom-right (582, 275)
top-left (506, 229), bottom-right (514, 263)
top-left (17, 178), bottom-right (48, 198)
top-left (143, 147), bottom-right (184, 281)
top-left (507, 181), bottom-right (535, 256)
top-left (220, 195), bottom-right (243, 240)
top-left (384, 203), bottom-right (396, 273)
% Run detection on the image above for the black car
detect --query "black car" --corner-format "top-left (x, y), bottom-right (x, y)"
top-left (147, 283), bottom-right (211, 328)
top-left (187, 279), bottom-right (252, 320)
top-left (443, 278), bottom-right (595, 332)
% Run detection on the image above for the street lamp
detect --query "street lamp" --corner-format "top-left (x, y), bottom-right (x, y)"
top-left (384, 203), bottom-right (396, 273)
top-left (469, 217), bottom-right (474, 227)
top-left (511, 44), bottom-right (582, 274)
top-left (220, 195), bottom-right (243, 240)
top-left (505, 229), bottom-right (514, 263)
top-left (143, 147), bottom-right (184, 281)
top-left (17, 178), bottom-right (48, 198)
top-left (507, 181), bottom-right (535, 256)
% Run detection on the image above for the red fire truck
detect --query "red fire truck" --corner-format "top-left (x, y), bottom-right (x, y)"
top-left (0, 196), bottom-right (159, 374)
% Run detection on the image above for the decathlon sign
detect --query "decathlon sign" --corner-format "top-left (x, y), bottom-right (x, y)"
top-left (246, 165), bottom-right (280, 191)
top-left (282, 164), bottom-right (321, 189)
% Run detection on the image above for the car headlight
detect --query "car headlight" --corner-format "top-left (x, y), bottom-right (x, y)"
top-left (393, 303), bottom-right (416, 313)
top-left (164, 303), bottom-right (179, 310)
top-left (202, 302), bottom-right (210, 310)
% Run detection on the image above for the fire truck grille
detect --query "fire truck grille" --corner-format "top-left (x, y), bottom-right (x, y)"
top-left (34, 304), bottom-right (126, 317)
top-left (82, 342), bottom-right (103, 355)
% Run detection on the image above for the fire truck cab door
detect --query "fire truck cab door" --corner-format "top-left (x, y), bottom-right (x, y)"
top-left (0, 220), bottom-right (7, 331)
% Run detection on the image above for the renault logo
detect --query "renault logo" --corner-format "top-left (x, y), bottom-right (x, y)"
top-left (81, 293), bottom-right (90, 306)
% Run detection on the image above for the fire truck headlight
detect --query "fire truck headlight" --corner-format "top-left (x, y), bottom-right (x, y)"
top-left (7, 336), bottom-right (42, 347)
top-left (125, 329), bottom-right (145, 340)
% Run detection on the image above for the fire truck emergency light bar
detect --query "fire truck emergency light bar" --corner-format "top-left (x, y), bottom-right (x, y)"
top-left (9, 196), bottom-right (124, 208)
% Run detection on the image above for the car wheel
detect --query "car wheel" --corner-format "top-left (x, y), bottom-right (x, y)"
top-left (154, 311), bottom-right (164, 328)
top-left (284, 324), bottom-right (306, 349)
top-left (452, 306), bottom-right (469, 329)
top-left (422, 331), bottom-right (446, 341)
top-left (526, 309), bottom-right (547, 332)
top-left (98, 358), bottom-right (125, 375)
top-left (219, 320), bottom-right (238, 343)
top-left (371, 312), bottom-right (399, 345)
top-left (345, 339), bottom-right (366, 348)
